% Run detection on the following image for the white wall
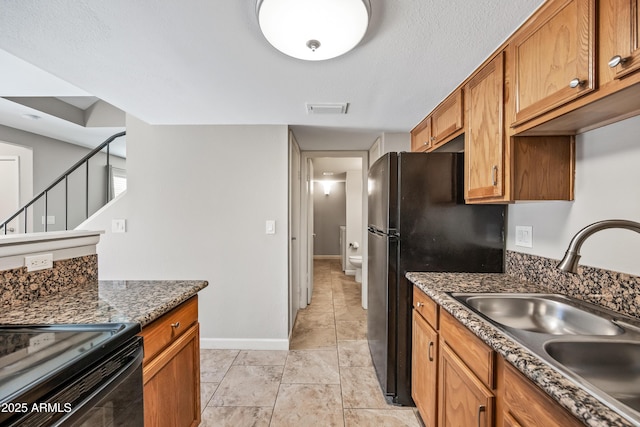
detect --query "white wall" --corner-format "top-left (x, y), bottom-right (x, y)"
top-left (507, 115), bottom-right (640, 276)
top-left (369, 132), bottom-right (411, 166)
top-left (0, 125), bottom-right (125, 231)
top-left (83, 116), bottom-right (290, 349)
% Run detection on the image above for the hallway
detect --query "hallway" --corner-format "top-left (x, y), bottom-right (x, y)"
top-left (198, 259), bottom-right (421, 426)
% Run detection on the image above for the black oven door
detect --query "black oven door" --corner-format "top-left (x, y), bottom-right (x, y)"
top-left (59, 336), bottom-right (144, 427)
top-left (3, 336), bottom-right (144, 427)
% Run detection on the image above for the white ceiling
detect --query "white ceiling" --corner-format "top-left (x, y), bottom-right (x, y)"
top-left (0, 0), bottom-right (544, 151)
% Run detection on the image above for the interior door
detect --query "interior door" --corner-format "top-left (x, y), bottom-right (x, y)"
top-left (307, 158), bottom-right (314, 305)
top-left (288, 132), bottom-right (301, 334)
top-left (0, 156), bottom-right (20, 234)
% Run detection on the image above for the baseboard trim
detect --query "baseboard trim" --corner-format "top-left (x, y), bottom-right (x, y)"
top-left (345, 269), bottom-right (356, 276)
top-left (313, 255), bottom-right (341, 260)
top-left (200, 338), bottom-right (289, 351)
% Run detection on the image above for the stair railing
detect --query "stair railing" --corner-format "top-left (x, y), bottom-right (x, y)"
top-left (1, 131), bottom-right (126, 235)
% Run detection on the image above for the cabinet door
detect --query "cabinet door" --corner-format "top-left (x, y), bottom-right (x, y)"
top-left (438, 343), bottom-right (494, 427)
top-left (144, 323), bottom-right (201, 427)
top-left (465, 52), bottom-right (505, 201)
top-left (607, 0), bottom-right (640, 79)
top-left (411, 116), bottom-right (432, 152)
top-left (512, 0), bottom-right (595, 126)
top-left (430, 89), bottom-right (464, 149)
top-left (412, 310), bottom-right (438, 427)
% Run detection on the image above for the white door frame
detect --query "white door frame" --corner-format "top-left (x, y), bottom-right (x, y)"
top-left (0, 156), bottom-right (20, 234)
top-left (300, 150), bottom-right (369, 309)
top-left (288, 131), bottom-right (302, 335)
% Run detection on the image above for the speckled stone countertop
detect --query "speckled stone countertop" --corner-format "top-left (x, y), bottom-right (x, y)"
top-left (0, 280), bottom-right (208, 327)
top-left (407, 272), bottom-right (636, 427)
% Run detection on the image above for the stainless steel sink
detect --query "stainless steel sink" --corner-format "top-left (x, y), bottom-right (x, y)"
top-left (545, 341), bottom-right (640, 413)
top-left (453, 293), bottom-right (623, 335)
top-left (448, 292), bottom-right (640, 424)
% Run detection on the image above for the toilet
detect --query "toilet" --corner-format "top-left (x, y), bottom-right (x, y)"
top-left (348, 255), bottom-right (363, 283)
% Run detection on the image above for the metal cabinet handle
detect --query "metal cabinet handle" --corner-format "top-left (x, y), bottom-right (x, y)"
top-left (491, 165), bottom-right (498, 186)
top-left (569, 78), bottom-right (585, 88)
top-left (609, 55), bottom-right (628, 68)
top-left (416, 301), bottom-right (424, 308)
top-left (428, 341), bottom-right (434, 362)
top-left (477, 405), bottom-right (486, 427)
top-left (171, 322), bottom-right (181, 329)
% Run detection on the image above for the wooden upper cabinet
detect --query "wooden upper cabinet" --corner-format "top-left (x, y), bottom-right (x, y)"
top-left (511, 0), bottom-right (596, 126)
top-left (411, 89), bottom-right (463, 152)
top-left (602, 0), bottom-right (640, 81)
top-left (430, 89), bottom-right (464, 149)
top-left (465, 52), bottom-right (506, 202)
top-left (411, 116), bottom-right (432, 152)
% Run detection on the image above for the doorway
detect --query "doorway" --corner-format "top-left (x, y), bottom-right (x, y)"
top-left (299, 151), bottom-right (369, 311)
top-left (0, 156), bottom-right (20, 233)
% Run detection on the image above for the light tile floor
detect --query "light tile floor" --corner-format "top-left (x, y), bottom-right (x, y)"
top-left (199, 259), bottom-right (422, 427)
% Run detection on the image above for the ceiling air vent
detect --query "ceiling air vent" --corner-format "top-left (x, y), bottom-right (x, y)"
top-left (306, 103), bottom-right (349, 115)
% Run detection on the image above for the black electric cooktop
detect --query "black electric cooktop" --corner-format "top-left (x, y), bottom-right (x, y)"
top-left (0, 323), bottom-right (141, 407)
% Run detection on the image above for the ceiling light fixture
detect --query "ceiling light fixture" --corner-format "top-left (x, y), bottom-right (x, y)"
top-left (256, 0), bottom-right (371, 61)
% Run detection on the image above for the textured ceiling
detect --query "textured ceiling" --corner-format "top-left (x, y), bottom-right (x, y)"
top-left (0, 0), bottom-right (544, 150)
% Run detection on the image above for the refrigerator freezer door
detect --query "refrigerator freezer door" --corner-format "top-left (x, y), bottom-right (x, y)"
top-left (368, 153), bottom-right (397, 232)
top-left (367, 228), bottom-right (398, 398)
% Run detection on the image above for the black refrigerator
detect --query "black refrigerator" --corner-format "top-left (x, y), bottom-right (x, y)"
top-left (367, 151), bottom-right (504, 406)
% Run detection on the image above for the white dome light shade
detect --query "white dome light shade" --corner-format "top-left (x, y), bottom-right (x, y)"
top-left (257, 0), bottom-right (370, 61)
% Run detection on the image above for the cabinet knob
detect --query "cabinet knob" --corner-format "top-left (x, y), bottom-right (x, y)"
top-left (569, 78), bottom-right (585, 88)
top-left (608, 55), bottom-right (628, 68)
top-left (171, 322), bottom-right (181, 329)
top-left (416, 301), bottom-right (424, 308)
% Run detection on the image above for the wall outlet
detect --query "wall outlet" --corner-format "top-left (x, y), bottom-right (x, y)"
top-left (515, 225), bottom-right (533, 248)
top-left (40, 215), bottom-right (55, 225)
top-left (25, 253), bottom-right (53, 272)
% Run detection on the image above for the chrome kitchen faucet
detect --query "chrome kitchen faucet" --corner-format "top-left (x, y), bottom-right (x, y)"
top-left (557, 219), bottom-right (640, 273)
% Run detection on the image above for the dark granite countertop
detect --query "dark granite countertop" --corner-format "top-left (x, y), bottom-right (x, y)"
top-left (407, 272), bottom-right (635, 427)
top-left (0, 280), bottom-right (208, 328)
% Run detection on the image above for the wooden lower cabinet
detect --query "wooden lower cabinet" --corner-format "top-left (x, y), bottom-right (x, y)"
top-left (140, 297), bottom-right (201, 427)
top-left (411, 287), bottom-right (585, 427)
top-left (412, 310), bottom-right (438, 427)
top-left (439, 343), bottom-right (495, 427)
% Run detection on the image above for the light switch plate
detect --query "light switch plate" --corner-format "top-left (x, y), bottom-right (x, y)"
top-left (112, 219), bottom-right (126, 233)
top-left (266, 220), bottom-right (276, 235)
top-left (515, 225), bottom-right (533, 248)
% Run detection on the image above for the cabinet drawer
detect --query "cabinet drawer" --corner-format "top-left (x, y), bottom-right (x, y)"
top-left (139, 296), bottom-right (198, 364)
top-left (440, 309), bottom-right (494, 389)
top-left (413, 286), bottom-right (438, 329)
top-left (503, 362), bottom-right (582, 427)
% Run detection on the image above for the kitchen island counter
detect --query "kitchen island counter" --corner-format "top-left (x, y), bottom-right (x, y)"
top-left (407, 272), bottom-right (635, 427)
top-left (0, 280), bottom-right (208, 327)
